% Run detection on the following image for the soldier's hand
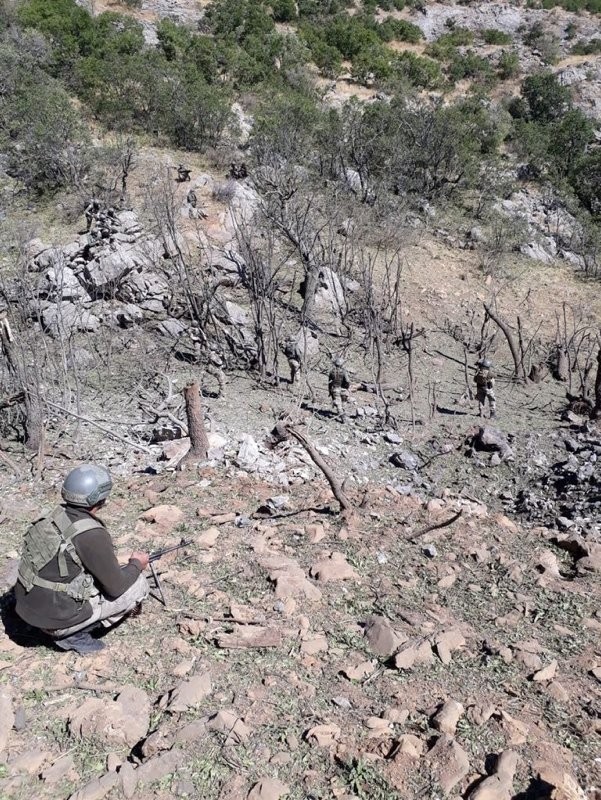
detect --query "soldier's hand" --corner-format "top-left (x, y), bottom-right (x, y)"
top-left (130, 551), bottom-right (150, 570)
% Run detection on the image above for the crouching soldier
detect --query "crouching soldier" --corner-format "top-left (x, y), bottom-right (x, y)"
top-left (474, 357), bottom-right (496, 418)
top-left (328, 357), bottom-right (351, 419)
top-left (15, 465), bottom-right (149, 655)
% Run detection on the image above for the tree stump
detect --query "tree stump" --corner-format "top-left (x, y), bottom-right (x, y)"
top-left (179, 382), bottom-right (209, 467)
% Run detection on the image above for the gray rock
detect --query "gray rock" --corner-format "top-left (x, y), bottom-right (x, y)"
top-left (215, 299), bottom-right (250, 327)
top-left (152, 318), bottom-right (188, 338)
top-left (472, 427), bottom-right (514, 462)
top-left (236, 434), bottom-right (260, 469)
top-left (41, 302), bottom-right (101, 338)
top-left (384, 431), bottom-right (403, 445)
top-left (117, 268), bottom-right (170, 304)
top-left (390, 450), bottom-right (420, 471)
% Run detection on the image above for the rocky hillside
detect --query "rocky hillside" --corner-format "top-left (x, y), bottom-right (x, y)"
top-left (0, 0), bottom-right (600, 798)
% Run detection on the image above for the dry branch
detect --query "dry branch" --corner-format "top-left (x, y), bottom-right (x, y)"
top-left (409, 509), bottom-right (463, 543)
top-left (483, 303), bottom-right (525, 380)
top-left (43, 399), bottom-right (154, 453)
top-left (273, 422), bottom-right (352, 512)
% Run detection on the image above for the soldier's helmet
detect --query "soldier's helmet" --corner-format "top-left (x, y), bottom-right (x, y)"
top-left (334, 357), bottom-right (344, 367)
top-left (61, 465), bottom-right (112, 508)
top-left (479, 358), bottom-right (492, 368)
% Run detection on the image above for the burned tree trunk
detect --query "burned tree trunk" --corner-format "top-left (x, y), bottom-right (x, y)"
top-left (0, 316), bottom-right (43, 451)
top-left (180, 382), bottom-right (209, 465)
top-left (593, 347), bottom-right (601, 420)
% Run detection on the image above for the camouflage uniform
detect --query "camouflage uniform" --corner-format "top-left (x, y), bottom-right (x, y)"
top-left (328, 361), bottom-right (350, 416)
top-left (282, 338), bottom-right (302, 384)
top-left (204, 346), bottom-right (226, 397)
top-left (474, 360), bottom-right (496, 418)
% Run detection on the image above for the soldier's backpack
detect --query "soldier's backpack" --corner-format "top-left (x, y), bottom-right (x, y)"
top-left (17, 507), bottom-right (98, 601)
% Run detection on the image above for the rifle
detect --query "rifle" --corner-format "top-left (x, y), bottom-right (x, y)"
top-left (148, 538), bottom-right (192, 607)
top-left (149, 538), bottom-right (192, 563)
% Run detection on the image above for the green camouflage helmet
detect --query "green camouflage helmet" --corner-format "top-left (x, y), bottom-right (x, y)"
top-left (61, 464), bottom-right (112, 507)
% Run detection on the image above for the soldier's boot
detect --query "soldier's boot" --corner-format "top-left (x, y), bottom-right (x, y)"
top-left (478, 403), bottom-right (485, 417)
top-left (54, 629), bottom-right (105, 655)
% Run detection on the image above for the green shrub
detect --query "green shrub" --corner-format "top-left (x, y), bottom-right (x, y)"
top-left (0, 75), bottom-right (89, 192)
top-left (548, 109), bottom-right (594, 176)
top-left (393, 50), bottom-right (443, 88)
top-left (205, 0), bottom-right (274, 44)
top-left (272, 0), bottom-right (298, 22)
top-left (497, 49), bottom-right (520, 79)
top-left (571, 151), bottom-right (601, 214)
top-left (426, 27), bottom-right (474, 60)
top-left (483, 28), bottom-right (511, 45)
top-left (378, 18), bottom-right (422, 43)
top-left (571, 37), bottom-right (601, 54)
top-left (352, 43), bottom-right (392, 83)
top-left (448, 51), bottom-right (495, 84)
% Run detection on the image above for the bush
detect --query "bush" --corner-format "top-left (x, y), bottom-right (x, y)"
top-left (378, 18), bottom-right (422, 43)
top-left (548, 109), bottom-right (594, 176)
top-left (351, 43), bottom-right (392, 83)
top-left (272, 0), bottom-right (298, 22)
top-left (571, 151), bottom-right (601, 214)
top-left (393, 50), bottom-right (443, 88)
top-left (571, 37), bottom-right (601, 55)
top-left (426, 28), bottom-right (474, 61)
top-left (521, 72), bottom-right (571, 122)
top-left (448, 50), bottom-right (495, 84)
top-left (523, 20), bottom-right (560, 64)
top-left (497, 49), bottom-right (520, 79)
top-left (483, 28), bottom-right (512, 45)
top-left (0, 77), bottom-right (89, 192)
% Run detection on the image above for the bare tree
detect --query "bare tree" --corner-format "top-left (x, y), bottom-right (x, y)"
top-left (231, 214), bottom-right (287, 382)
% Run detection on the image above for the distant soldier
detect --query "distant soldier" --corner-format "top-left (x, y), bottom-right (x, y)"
top-left (282, 336), bottom-right (302, 384)
top-left (84, 199), bottom-right (101, 232)
top-left (176, 164), bottom-right (191, 182)
top-left (328, 357), bottom-right (350, 418)
top-left (229, 162), bottom-right (248, 180)
top-left (474, 357), bottom-right (496, 418)
top-left (187, 189), bottom-right (197, 208)
top-left (205, 343), bottom-right (226, 397)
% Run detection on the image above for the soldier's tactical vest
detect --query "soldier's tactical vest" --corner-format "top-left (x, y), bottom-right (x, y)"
top-left (329, 367), bottom-right (347, 389)
top-left (17, 507), bottom-right (98, 602)
top-left (475, 368), bottom-right (492, 388)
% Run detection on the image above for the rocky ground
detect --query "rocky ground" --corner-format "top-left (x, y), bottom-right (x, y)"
top-left (1, 1), bottom-right (601, 798)
top-left (0, 448), bottom-right (600, 800)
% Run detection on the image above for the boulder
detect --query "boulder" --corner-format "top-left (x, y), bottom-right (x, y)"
top-left (363, 616), bottom-right (407, 657)
top-left (41, 302), bottom-right (101, 338)
top-left (472, 427), bottom-right (514, 462)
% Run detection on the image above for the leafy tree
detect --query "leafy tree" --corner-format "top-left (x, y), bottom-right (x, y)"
top-left (0, 77), bottom-right (88, 192)
top-left (521, 72), bottom-right (571, 122)
top-left (548, 109), bottom-right (594, 176)
top-left (571, 151), bottom-right (601, 215)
